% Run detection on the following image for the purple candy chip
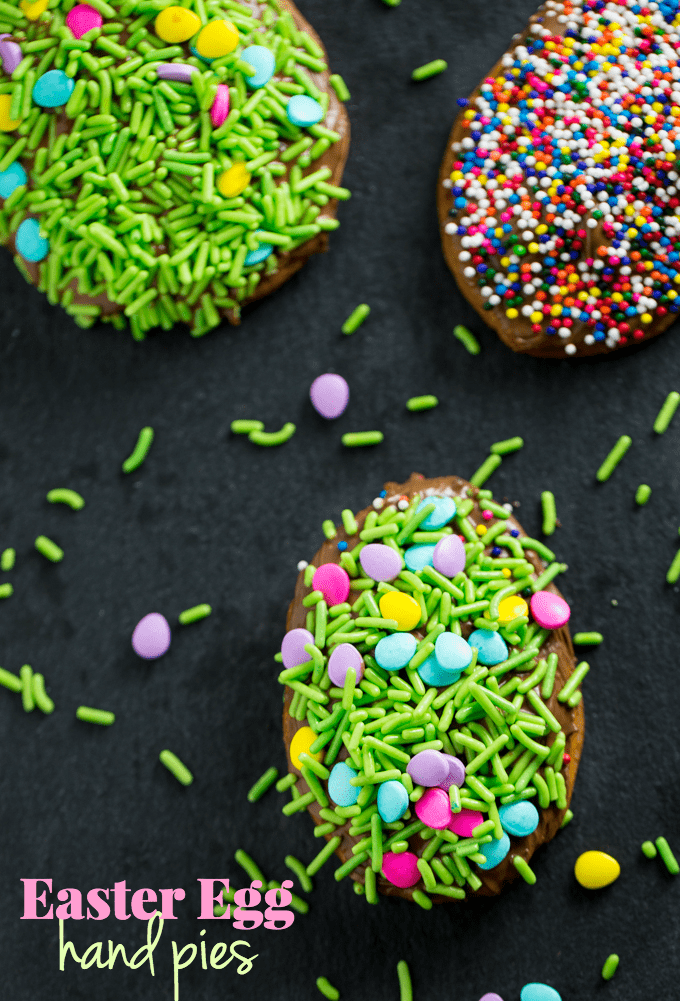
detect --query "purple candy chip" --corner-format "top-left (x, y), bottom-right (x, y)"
top-left (406, 749), bottom-right (448, 787)
top-left (328, 643), bottom-right (364, 687)
top-left (157, 63), bottom-right (196, 82)
top-left (132, 612), bottom-right (171, 660)
top-left (438, 753), bottom-right (466, 790)
top-left (0, 35), bottom-right (22, 75)
top-left (309, 373), bottom-right (349, 420)
top-left (280, 627), bottom-right (314, 670)
top-left (433, 533), bottom-right (466, 577)
top-left (479, 995), bottom-right (505, 1001)
top-left (359, 543), bottom-right (402, 582)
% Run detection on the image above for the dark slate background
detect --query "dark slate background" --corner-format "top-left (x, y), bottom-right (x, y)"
top-left (1, 1), bottom-right (679, 998)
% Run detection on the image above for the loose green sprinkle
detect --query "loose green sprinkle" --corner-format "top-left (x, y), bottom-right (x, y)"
top-left (635, 483), bottom-right (652, 506)
top-left (666, 549), bottom-right (680, 584)
top-left (406, 395), bottom-right (438, 412)
top-left (490, 436), bottom-right (523, 455)
top-left (307, 835), bottom-right (341, 876)
top-left (47, 488), bottom-right (85, 510)
top-left (596, 435), bottom-right (632, 482)
top-left (122, 426), bottom-right (154, 474)
top-left (247, 766), bottom-right (279, 803)
top-left (412, 59), bottom-right (448, 81)
top-left (0, 666), bottom-right (22, 693)
top-left (541, 491), bottom-right (557, 536)
top-left (0, 547), bottom-right (15, 571)
top-left (411, 889), bottom-right (432, 909)
top-left (159, 749), bottom-right (193, 787)
top-left (232, 420), bottom-right (265, 435)
top-left (329, 74), bottom-right (350, 103)
top-left (453, 324), bottom-right (481, 355)
top-left (267, 880), bottom-right (309, 914)
top-left (235, 849), bottom-right (266, 884)
top-left (20, 664), bottom-right (34, 713)
top-left (557, 661), bottom-right (589, 702)
top-left (572, 632), bottom-right (603, 646)
top-left (178, 603), bottom-right (211, 625)
top-left (0, 582), bottom-right (13, 599)
top-left (601, 954), bottom-right (619, 981)
top-left (316, 977), bottom-right (340, 1001)
top-left (655, 837), bottom-right (679, 875)
top-left (285, 854), bottom-right (313, 893)
top-left (513, 856), bottom-right (536, 884)
top-left (76, 706), bottom-right (115, 725)
top-left (560, 809), bottom-right (573, 828)
top-left (641, 840), bottom-right (658, 859)
top-left (341, 303), bottom-right (370, 335)
top-left (32, 673), bottom-right (54, 714)
top-left (653, 391), bottom-right (680, 434)
top-left (341, 431), bottom-right (383, 447)
top-left (248, 423), bottom-right (296, 447)
top-left (35, 535), bottom-right (63, 563)
top-left (470, 454), bottom-right (502, 487)
top-left (276, 773), bottom-right (297, 793)
top-left (397, 961), bottom-right (412, 1001)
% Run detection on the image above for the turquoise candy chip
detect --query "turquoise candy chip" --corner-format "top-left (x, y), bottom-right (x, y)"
top-left (377, 780), bottom-right (409, 823)
top-left (0, 161), bottom-right (26, 199)
top-left (286, 93), bottom-right (323, 126)
top-left (327, 761), bottom-right (359, 807)
top-left (375, 632), bottom-right (417, 671)
top-left (241, 44), bottom-right (275, 88)
top-left (15, 218), bottom-right (48, 262)
top-left (416, 495), bottom-right (456, 530)
top-left (468, 628), bottom-right (508, 666)
top-left (520, 985), bottom-right (562, 1001)
top-left (434, 632), bottom-right (472, 672)
top-left (477, 832), bottom-right (510, 870)
top-left (418, 652), bottom-right (462, 687)
top-left (499, 800), bottom-right (540, 837)
top-left (32, 69), bottom-right (75, 108)
top-left (244, 241), bottom-right (274, 266)
top-left (404, 544), bottom-right (436, 573)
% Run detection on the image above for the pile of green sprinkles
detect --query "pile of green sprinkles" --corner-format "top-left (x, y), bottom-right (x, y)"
top-left (0, 0), bottom-right (350, 339)
top-left (276, 476), bottom-right (584, 904)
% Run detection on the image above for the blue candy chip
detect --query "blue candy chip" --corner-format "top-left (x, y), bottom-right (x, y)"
top-left (434, 632), bottom-right (472, 672)
top-left (241, 44), bottom-right (275, 88)
top-left (418, 652), bottom-right (462, 687)
top-left (377, 780), bottom-right (409, 823)
top-left (244, 241), bottom-right (274, 266)
top-left (327, 761), bottom-right (359, 807)
top-left (15, 218), bottom-right (49, 263)
top-left (404, 544), bottom-right (436, 573)
top-left (477, 832), bottom-right (511, 870)
top-left (520, 984), bottom-right (562, 1001)
top-left (468, 628), bottom-right (508, 666)
top-left (416, 495), bottom-right (456, 530)
top-left (0, 161), bottom-right (26, 199)
top-left (375, 632), bottom-right (417, 671)
top-left (286, 93), bottom-right (323, 127)
top-left (499, 800), bottom-right (539, 837)
top-left (32, 69), bottom-right (75, 109)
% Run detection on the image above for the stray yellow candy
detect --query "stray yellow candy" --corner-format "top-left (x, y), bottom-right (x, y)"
top-left (0, 94), bottom-right (20, 132)
top-left (195, 18), bottom-right (239, 58)
top-left (155, 5), bottom-right (201, 43)
top-left (217, 162), bottom-right (251, 197)
top-left (290, 726), bottom-right (322, 769)
top-left (574, 850), bottom-right (621, 889)
top-left (497, 595), bottom-right (528, 626)
top-left (379, 591), bottom-right (421, 632)
top-left (20, 0), bottom-right (49, 19)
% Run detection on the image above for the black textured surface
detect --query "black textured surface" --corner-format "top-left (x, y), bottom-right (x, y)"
top-left (1, 1), bottom-right (680, 999)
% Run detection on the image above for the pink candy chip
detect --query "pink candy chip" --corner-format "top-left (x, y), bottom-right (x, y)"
top-left (328, 643), bottom-right (364, 687)
top-left (449, 807), bottom-right (483, 838)
top-left (415, 787), bottom-right (452, 830)
top-left (280, 627), bottom-right (314, 670)
top-left (433, 534), bottom-right (466, 578)
top-left (66, 4), bottom-right (103, 39)
top-left (309, 373), bottom-right (349, 420)
top-left (132, 612), bottom-right (171, 660)
top-left (530, 590), bottom-right (571, 629)
top-left (312, 563), bottom-right (350, 607)
top-left (210, 84), bottom-right (230, 127)
top-left (382, 851), bottom-right (420, 888)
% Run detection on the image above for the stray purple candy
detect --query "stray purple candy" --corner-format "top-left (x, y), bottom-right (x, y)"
top-left (0, 35), bottom-right (22, 75)
top-left (132, 612), bottom-right (171, 660)
top-left (407, 749), bottom-right (448, 787)
top-left (157, 63), bottom-right (196, 82)
top-left (359, 542), bottom-right (402, 582)
top-left (309, 373), bottom-right (349, 419)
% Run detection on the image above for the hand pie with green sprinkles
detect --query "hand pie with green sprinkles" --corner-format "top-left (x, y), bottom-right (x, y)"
top-left (279, 473), bottom-right (585, 902)
top-left (0, 0), bottom-right (350, 340)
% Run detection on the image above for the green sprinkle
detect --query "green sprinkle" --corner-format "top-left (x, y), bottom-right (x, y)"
top-left (1, 547), bottom-right (15, 571)
top-left (341, 303), bottom-right (370, 335)
top-left (178, 603), bottom-right (211, 625)
top-left (412, 59), bottom-right (448, 81)
top-left (275, 773), bottom-right (297, 793)
top-left (285, 854), bottom-right (313, 892)
top-left (397, 961), bottom-right (412, 1001)
top-left (248, 423), bottom-right (296, 446)
top-left (122, 426), bottom-right (154, 473)
top-left (470, 454), bottom-right (502, 487)
top-left (635, 483), bottom-right (652, 506)
top-left (453, 324), bottom-right (480, 355)
top-left (341, 431), bottom-right (383, 447)
top-left (656, 836), bottom-right (679, 875)
top-left (411, 889), bottom-right (432, 909)
top-left (32, 673), bottom-right (54, 715)
top-left (0, 582), bottom-right (13, 599)
top-left (653, 391), bottom-right (680, 434)
top-left (329, 73), bottom-right (350, 102)
top-left (0, 666), bottom-right (21, 692)
top-left (572, 632), bottom-right (603, 646)
top-left (20, 664), bottom-right (34, 713)
top-left (76, 706), bottom-right (115, 725)
top-left (596, 435), bottom-right (632, 482)
top-left (235, 849), bottom-right (266, 884)
top-left (557, 661), bottom-right (589, 703)
top-left (247, 766), bottom-right (279, 802)
top-left (541, 491), bottom-right (557, 536)
top-left (406, 395), bottom-right (438, 412)
top-left (267, 879), bottom-right (309, 914)
top-left (560, 809), bottom-right (573, 828)
top-left (316, 977), bottom-right (340, 1001)
top-left (642, 840), bottom-right (658, 858)
top-left (307, 836), bottom-right (342, 876)
top-left (35, 535), bottom-right (64, 563)
top-left (513, 856), bottom-right (536, 884)
top-left (159, 749), bottom-right (193, 786)
top-left (231, 419), bottom-right (265, 434)
top-left (601, 955), bottom-right (619, 981)
top-left (46, 488), bottom-right (85, 510)
top-left (490, 436), bottom-right (523, 455)
top-left (667, 549), bottom-right (680, 584)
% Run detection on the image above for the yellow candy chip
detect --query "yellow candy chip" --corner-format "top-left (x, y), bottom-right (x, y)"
top-left (290, 726), bottom-right (322, 770)
top-left (20, 0), bottom-right (49, 19)
top-left (379, 591), bottom-right (421, 632)
top-left (0, 94), bottom-right (20, 132)
top-left (155, 6), bottom-right (202, 43)
top-left (574, 851), bottom-right (621, 889)
top-left (217, 163), bottom-right (251, 197)
top-left (195, 19), bottom-right (239, 58)
top-left (497, 595), bottom-right (528, 626)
